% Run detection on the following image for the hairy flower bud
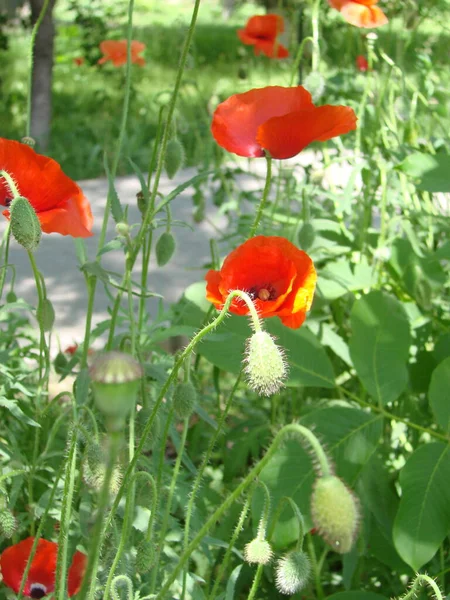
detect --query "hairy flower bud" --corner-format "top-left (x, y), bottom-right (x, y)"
top-left (36, 298), bottom-right (55, 332)
top-left (172, 381), bottom-right (197, 419)
top-left (244, 538), bottom-right (273, 565)
top-left (275, 551), bottom-right (311, 595)
top-left (0, 509), bottom-right (17, 538)
top-left (156, 231), bottom-right (176, 267)
top-left (164, 138), bottom-right (185, 179)
top-left (244, 331), bottom-right (287, 396)
top-left (135, 540), bottom-right (156, 573)
top-left (9, 196), bottom-right (42, 252)
top-left (310, 476), bottom-right (359, 554)
top-left (89, 352), bottom-right (143, 432)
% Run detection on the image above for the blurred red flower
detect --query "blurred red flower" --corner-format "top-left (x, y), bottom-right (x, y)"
top-left (73, 57), bottom-right (85, 66)
top-left (0, 537), bottom-right (86, 598)
top-left (211, 86), bottom-right (357, 159)
top-left (98, 40), bottom-right (146, 67)
top-left (328, 0), bottom-right (388, 28)
top-left (0, 138), bottom-right (93, 237)
top-left (356, 55), bottom-right (369, 71)
top-left (205, 236), bottom-right (317, 329)
top-left (238, 14), bottom-right (289, 58)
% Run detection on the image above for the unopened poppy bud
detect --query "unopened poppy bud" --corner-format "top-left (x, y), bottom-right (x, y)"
top-left (156, 231), bottom-right (176, 267)
top-left (0, 509), bottom-right (17, 538)
top-left (9, 196), bottom-right (42, 252)
top-left (21, 136), bottom-right (36, 148)
top-left (244, 538), bottom-right (273, 566)
top-left (245, 331), bottom-right (287, 396)
top-left (84, 442), bottom-right (122, 494)
top-left (275, 550), bottom-right (311, 595)
top-left (310, 476), bottom-right (359, 554)
top-left (135, 540), bottom-right (155, 573)
top-left (54, 351), bottom-right (69, 376)
top-left (89, 351), bottom-right (143, 432)
top-left (115, 222), bottom-right (130, 237)
top-left (36, 298), bottom-right (55, 332)
top-left (172, 381), bottom-right (197, 419)
top-left (136, 408), bottom-right (161, 450)
top-left (164, 138), bottom-right (185, 179)
top-left (137, 190), bottom-right (148, 216)
top-left (6, 291), bottom-right (17, 303)
top-left (298, 222), bottom-right (315, 251)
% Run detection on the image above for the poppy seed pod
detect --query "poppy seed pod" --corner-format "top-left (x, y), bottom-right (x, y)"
top-left (9, 196), bottom-right (42, 252)
top-left (310, 476), bottom-right (359, 554)
top-left (275, 551), bottom-right (311, 595)
top-left (89, 351), bottom-right (143, 432)
top-left (244, 538), bottom-right (273, 565)
top-left (245, 331), bottom-right (287, 396)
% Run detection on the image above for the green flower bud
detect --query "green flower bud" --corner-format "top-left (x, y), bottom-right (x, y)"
top-left (275, 551), bottom-right (311, 595)
top-left (36, 298), bottom-right (55, 332)
top-left (84, 441), bottom-right (122, 495)
top-left (136, 408), bottom-right (161, 451)
top-left (156, 231), bottom-right (176, 267)
top-left (137, 190), bottom-right (148, 216)
top-left (89, 352), bottom-right (143, 432)
top-left (135, 540), bottom-right (156, 573)
top-left (54, 351), bottom-right (69, 376)
top-left (21, 136), bottom-right (36, 148)
top-left (298, 222), bottom-right (315, 251)
top-left (164, 138), bottom-right (185, 179)
top-left (0, 509), bottom-right (17, 538)
top-left (310, 476), bottom-right (359, 554)
top-left (172, 381), bottom-right (196, 419)
top-left (115, 222), bottom-right (130, 237)
top-left (244, 538), bottom-right (273, 566)
top-left (6, 291), bottom-right (17, 303)
top-left (245, 331), bottom-right (287, 396)
top-left (9, 196), bottom-right (41, 252)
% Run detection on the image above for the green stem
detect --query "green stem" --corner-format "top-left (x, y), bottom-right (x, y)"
top-left (55, 423), bottom-right (79, 600)
top-left (156, 423), bottom-right (331, 599)
top-left (247, 565), bottom-right (264, 600)
top-left (289, 37), bottom-right (314, 86)
top-left (0, 223), bottom-right (11, 302)
top-left (255, 480), bottom-right (271, 539)
top-left (307, 533), bottom-right (324, 600)
top-left (311, 0), bottom-right (321, 72)
top-left (26, 0), bottom-right (51, 136)
top-left (396, 574), bottom-right (444, 600)
top-left (182, 373), bottom-right (243, 598)
top-left (81, 276), bottom-right (96, 368)
top-left (249, 155), bottom-right (272, 238)
top-left (77, 432), bottom-right (122, 600)
top-left (268, 496), bottom-right (306, 551)
top-left (151, 417), bottom-right (189, 593)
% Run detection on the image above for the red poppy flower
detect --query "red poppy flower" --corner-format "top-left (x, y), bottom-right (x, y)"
top-left (73, 57), bottom-right (85, 66)
top-left (356, 55), bottom-right (369, 71)
top-left (0, 139), bottom-right (93, 237)
top-left (205, 236), bottom-right (317, 329)
top-left (328, 0), bottom-right (388, 28)
top-left (98, 40), bottom-right (146, 67)
top-left (211, 86), bottom-right (357, 159)
top-left (0, 537), bottom-right (87, 598)
top-left (238, 14), bottom-right (289, 59)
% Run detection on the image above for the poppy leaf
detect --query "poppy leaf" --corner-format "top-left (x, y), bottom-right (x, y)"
top-left (0, 397), bottom-right (40, 427)
top-left (428, 357), bottom-right (450, 433)
top-left (393, 443), bottom-right (450, 570)
top-left (349, 291), bottom-right (411, 406)
top-left (395, 152), bottom-right (450, 193)
top-left (103, 153), bottom-right (124, 223)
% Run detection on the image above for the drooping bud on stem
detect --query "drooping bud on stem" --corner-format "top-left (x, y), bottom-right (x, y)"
top-left (245, 330), bottom-right (287, 396)
top-left (9, 196), bottom-right (42, 252)
top-left (275, 550), bottom-right (311, 595)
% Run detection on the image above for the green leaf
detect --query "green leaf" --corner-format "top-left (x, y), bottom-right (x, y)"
top-left (393, 443), bottom-right (450, 570)
top-left (327, 593), bottom-right (388, 600)
top-left (349, 291), bottom-right (411, 406)
top-left (428, 357), bottom-right (450, 433)
top-left (318, 258), bottom-right (373, 301)
top-left (103, 153), bottom-right (124, 223)
top-left (255, 406), bottom-right (382, 548)
top-left (396, 152), bottom-right (450, 192)
top-left (225, 565), bottom-right (243, 600)
top-left (0, 397), bottom-right (40, 427)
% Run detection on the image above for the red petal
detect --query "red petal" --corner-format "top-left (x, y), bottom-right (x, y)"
top-left (254, 39), bottom-right (289, 58)
top-left (256, 105), bottom-right (357, 159)
top-left (211, 86), bottom-right (314, 158)
top-left (240, 14), bottom-right (284, 40)
top-left (0, 138), bottom-right (93, 237)
top-left (340, 2), bottom-right (388, 27)
top-left (68, 551), bottom-right (87, 597)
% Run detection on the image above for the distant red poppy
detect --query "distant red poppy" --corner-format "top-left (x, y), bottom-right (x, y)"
top-left (356, 55), bottom-right (369, 71)
top-left (205, 236), bottom-right (317, 329)
top-left (73, 57), bottom-right (85, 66)
top-left (0, 138), bottom-right (93, 237)
top-left (238, 14), bottom-right (289, 58)
top-left (211, 86), bottom-right (357, 159)
top-left (0, 537), bottom-right (87, 598)
top-left (328, 0), bottom-right (388, 28)
top-left (98, 40), bottom-right (146, 67)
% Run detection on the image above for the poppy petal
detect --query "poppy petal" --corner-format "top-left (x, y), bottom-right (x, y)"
top-left (211, 86), bottom-right (314, 158)
top-left (241, 14), bottom-right (284, 40)
top-left (254, 39), bottom-right (289, 58)
top-left (256, 104), bottom-right (357, 159)
top-left (340, 2), bottom-right (388, 27)
top-left (67, 551), bottom-right (87, 597)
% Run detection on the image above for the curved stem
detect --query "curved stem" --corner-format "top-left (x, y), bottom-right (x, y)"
top-left (156, 423), bottom-right (331, 599)
top-left (247, 564), bottom-right (264, 600)
top-left (396, 574), bottom-right (443, 600)
top-left (0, 223), bottom-right (11, 302)
top-left (289, 36), bottom-right (314, 86)
top-left (311, 0), bottom-right (321, 72)
top-left (249, 155), bottom-right (272, 238)
top-left (255, 480), bottom-right (271, 539)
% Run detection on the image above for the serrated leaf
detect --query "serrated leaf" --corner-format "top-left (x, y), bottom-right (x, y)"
top-left (349, 291), bottom-right (411, 406)
top-left (0, 397), bottom-right (40, 427)
top-left (393, 443), bottom-right (450, 570)
top-left (103, 154), bottom-right (124, 223)
top-left (429, 357), bottom-right (450, 432)
top-left (396, 152), bottom-right (450, 192)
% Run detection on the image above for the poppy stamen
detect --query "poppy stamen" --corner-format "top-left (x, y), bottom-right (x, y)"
top-left (248, 284), bottom-right (277, 302)
top-left (30, 583), bottom-right (47, 599)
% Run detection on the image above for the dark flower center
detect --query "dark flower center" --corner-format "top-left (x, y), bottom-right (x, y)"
top-left (249, 284), bottom-right (277, 302)
top-left (30, 583), bottom-right (47, 598)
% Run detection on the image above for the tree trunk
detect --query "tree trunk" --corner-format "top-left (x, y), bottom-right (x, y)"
top-left (29, 0), bottom-right (56, 151)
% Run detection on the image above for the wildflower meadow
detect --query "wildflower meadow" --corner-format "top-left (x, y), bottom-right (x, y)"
top-left (0, 0), bottom-right (449, 599)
